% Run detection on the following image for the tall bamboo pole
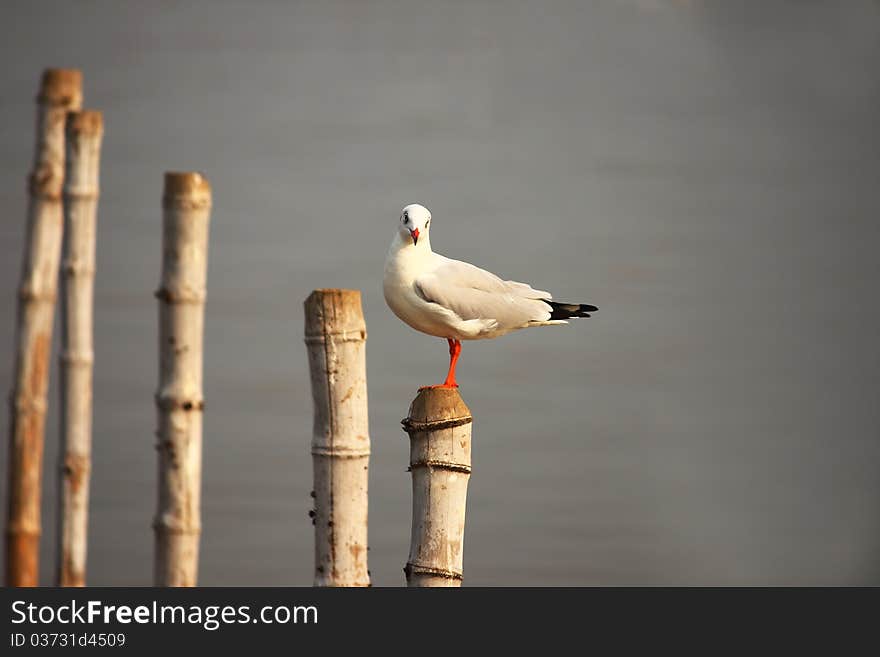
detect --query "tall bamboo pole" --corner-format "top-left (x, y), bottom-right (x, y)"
top-left (304, 289), bottom-right (370, 587)
top-left (56, 110), bottom-right (103, 587)
top-left (402, 387), bottom-right (473, 587)
top-left (153, 172), bottom-right (211, 587)
top-left (5, 68), bottom-right (83, 587)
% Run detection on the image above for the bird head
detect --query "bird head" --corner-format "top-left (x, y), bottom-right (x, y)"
top-left (399, 203), bottom-right (431, 247)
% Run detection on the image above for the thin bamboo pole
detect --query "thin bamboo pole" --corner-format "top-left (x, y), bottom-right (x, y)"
top-left (304, 289), bottom-right (370, 587)
top-left (56, 110), bottom-right (103, 587)
top-left (153, 172), bottom-right (211, 586)
top-left (402, 387), bottom-right (473, 587)
top-left (5, 68), bottom-right (83, 587)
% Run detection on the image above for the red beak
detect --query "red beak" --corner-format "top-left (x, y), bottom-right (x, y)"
top-left (410, 228), bottom-right (419, 245)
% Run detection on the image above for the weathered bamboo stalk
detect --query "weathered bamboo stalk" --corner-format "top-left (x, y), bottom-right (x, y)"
top-left (304, 289), bottom-right (370, 587)
top-left (153, 172), bottom-right (211, 586)
top-left (5, 68), bottom-right (83, 587)
top-left (56, 110), bottom-right (103, 587)
top-left (402, 388), bottom-right (473, 587)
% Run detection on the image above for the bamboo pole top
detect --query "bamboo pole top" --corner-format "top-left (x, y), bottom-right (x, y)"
top-left (162, 172), bottom-right (212, 209)
top-left (37, 69), bottom-right (83, 108)
top-left (404, 387), bottom-right (472, 432)
top-left (304, 289), bottom-right (366, 338)
top-left (66, 110), bottom-right (103, 136)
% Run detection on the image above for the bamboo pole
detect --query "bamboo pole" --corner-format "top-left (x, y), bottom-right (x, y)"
top-left (304, 289), bottom-right (370, 587)
top-left (5, 68), bottom-right (83, 587)
top-left (402, 387), bottom-right (473, 587)
top-left (56, 110), bottom-right (103, 587)
top-left (153, 172), bottom-right (211, 586)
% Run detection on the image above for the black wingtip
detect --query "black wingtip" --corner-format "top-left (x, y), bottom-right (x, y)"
top-left (545, 301), bottom-right (598, 320)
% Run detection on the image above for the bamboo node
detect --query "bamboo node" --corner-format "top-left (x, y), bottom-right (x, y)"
top-left (311, 446), bottom-right (371, 458)
top-left (59, 351), bottom-right (94, 366)
top-left (61, 453), bottom-right (91, 494)
top-left (4, 525), bottom-right (42, 538)
top-left (63, 188), bottom-right (99, 201)
top-left (303, 329), bottom-right (367, 345)
top-left (18, 284), bottom-right (56, 303)
top-left (151, 517), bottom-right (201, 534)
top-left (154, 287), bottom-right (206, 304)
top-left (407, 459), bottom-right (471, 474)
top-left (61, 260), bottom-right (96, 277)
top-left (8, 393), bottom-right (48, 415)
top-left (162, 197), bottom-right (212, 211)
top-left (401, 415), bottom-right (473, 433)
top-left (28, 170), bottom-right (63, 200)
top-left (403, 563), bottom-right (463, 581)
top-left (154, 393), bottom-right (205, 412)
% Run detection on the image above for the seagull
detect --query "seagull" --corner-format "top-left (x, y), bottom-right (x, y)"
top-left (383, 203), bottom-right (598, 389)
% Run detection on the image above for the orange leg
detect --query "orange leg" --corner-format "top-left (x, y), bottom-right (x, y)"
top-left (443, 338), bottom-right (462, 387)
top-left (419, 338), bottom-right (461, 390)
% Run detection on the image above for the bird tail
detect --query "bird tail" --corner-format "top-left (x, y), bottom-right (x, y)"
top-left (545, 301), bottom-right (598, 320)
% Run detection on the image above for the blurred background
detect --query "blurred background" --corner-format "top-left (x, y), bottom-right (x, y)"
top-left (1, 0), bottom-right (878, 585)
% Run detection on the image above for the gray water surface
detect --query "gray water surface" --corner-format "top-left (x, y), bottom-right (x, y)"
top-left (1, 0), bottom-right (879, 585)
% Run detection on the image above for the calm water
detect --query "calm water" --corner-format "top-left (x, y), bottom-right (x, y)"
top-left (1, 0), bottom-right (879, 585)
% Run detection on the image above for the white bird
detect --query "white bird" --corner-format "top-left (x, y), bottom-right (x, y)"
top-left (383, 203), bottom-right (597, 388)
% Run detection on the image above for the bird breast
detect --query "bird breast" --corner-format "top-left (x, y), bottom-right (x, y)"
top-left (384, 252), bottom-right (453, 339)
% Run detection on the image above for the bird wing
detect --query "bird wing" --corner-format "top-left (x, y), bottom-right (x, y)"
top-left (413, 258), bottom-right (553, 329)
